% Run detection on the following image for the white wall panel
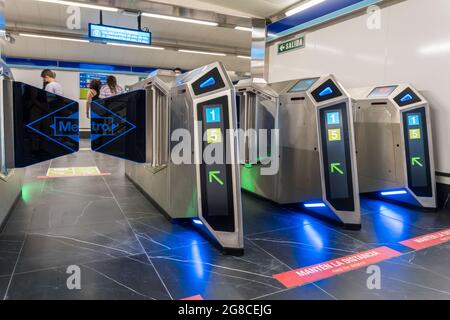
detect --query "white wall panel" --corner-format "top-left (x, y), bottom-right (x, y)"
top-left (268, 0), bottom-right (450, 174)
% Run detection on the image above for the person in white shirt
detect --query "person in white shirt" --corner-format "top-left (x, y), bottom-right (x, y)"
top-left (41, 69), bottom-right (63, 96)
top-left (99, 75), bottom-right (123, 99)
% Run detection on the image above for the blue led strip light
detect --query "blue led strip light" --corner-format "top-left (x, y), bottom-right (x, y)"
top-left (380, 190), bottom-right (408, 196)
top-left (319, 86), bottom-right (333, 97)
top-left (25, 101), bottom-right (78, 153)
top-left (200, 77), bottom-right (216, 89)
top-left (90, 100), bottom-right (137, 152)
top-left (304, 202), bottom-right (327, 208)
top-left (401, 94), bottom-right (413, 102)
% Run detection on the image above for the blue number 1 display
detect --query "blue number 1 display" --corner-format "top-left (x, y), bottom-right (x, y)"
top-left (326, 111), bottom-right (340, 125)
top-left (206, 106), bottom-right (221, 123)
top-left (408, 114), bottom-right (420, 126)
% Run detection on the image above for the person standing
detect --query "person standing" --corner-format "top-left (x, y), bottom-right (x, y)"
top-left (99, 75), bottom-right (123, 98)
top-left (85, 79), bottom-right (102, 119)
top-left (41, 69), bottom-right (63, 95)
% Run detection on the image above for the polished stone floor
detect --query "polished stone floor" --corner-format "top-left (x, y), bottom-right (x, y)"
top-left (0, 140), bottom-right (449, 300)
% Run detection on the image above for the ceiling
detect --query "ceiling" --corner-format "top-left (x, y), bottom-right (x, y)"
top-left (3, 0), bottom-right (299, 73)
top-left (148, 0), bottom-right (300, 18)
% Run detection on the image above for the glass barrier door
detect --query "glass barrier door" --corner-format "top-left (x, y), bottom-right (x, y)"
top-left (12, 82), bottom-right (79, 167)
top-left (90, 90), bottom-right (147, 163)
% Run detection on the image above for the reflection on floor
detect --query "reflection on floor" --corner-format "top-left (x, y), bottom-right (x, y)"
top-left (0, 140), bottom-right (449, 300)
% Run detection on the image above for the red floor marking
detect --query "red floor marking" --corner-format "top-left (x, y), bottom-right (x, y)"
top-left (273, 246), bottom-right (401, 288)
top-left (37, 173), bottom-right (111, 179)
top-left (181, 295), bottom-right (204, 300)
top-left (400, 228), bottom-right (450, 250)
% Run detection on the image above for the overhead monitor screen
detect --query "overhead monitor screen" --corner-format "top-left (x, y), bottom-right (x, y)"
top-left (368, 85), bottom-right (398, 98)
top-left (402, 107), bottom-right (432, 197)
top-left (89, 23), bottom-right (152, 45)
top-left (197, 95), bottom-right (235, 232)
top-left (289, 78), bottom-right (319, 93)
top-left (319, 103), bottom-right (355, 211)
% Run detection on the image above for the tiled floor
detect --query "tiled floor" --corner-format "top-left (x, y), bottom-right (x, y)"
top-left (0, 140), bottom-right (449, 300)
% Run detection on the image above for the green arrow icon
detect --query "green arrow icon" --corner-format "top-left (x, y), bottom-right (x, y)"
top-left (330, 162), bottom-right (344, 175)
top-left (209, 171), bottom-right (224, 186)
top-left (411, 157), bottom-right (423, 167)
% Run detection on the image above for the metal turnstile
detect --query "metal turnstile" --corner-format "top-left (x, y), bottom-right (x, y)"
top-left (349, 84), bottom-right (436, 209)
top-left (236, 75), bottom-right (361, 228)
top-left (0, 58), bottom-right (79, 226)
top-left (93, 64), bottom-right (244, 253)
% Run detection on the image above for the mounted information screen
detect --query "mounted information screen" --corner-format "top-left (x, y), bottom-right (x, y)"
top-left (89, 23), bottom-right (151, 45)
top-left (13, 82), bottom-right (79, 167)
top-left (197, 95), bottom-right (235, 232)
top-left (368, 85), bottom-right (398, 98)
top-left (289, 78), bottom-right (319, 93)
top-left (402, 107), bottom-right (432, 197)
top-left (90, 90), bottom-right (146, 162)
top-left (319, 103), bottom-right (355, 211)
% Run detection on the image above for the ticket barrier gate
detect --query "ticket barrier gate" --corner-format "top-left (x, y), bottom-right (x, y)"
top-left (0, 63), bottom-right (79, 169)
top-left (236, 75), bottom-right (361, 229)
top-left (92, 64), bottom-right (244, 253)
top-left (349, 85), bottom-right (436, 209)
top-left (0, 59), bottom-right (79, 225)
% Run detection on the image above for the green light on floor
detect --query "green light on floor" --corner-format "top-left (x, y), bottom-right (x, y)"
top-left (241, 166), bottom-right (256, 193)
top-left (21, 182), bottom-right (43, 203)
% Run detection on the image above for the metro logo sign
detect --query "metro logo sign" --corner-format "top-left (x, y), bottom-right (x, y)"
top-left (90, 100), bottom-right (136, 151)
top-left (274, 247), bottom-right (401, 288)
top-left (26, 101), bottom-right (79, 152)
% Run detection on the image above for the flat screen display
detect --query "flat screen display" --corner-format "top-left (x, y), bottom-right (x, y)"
top-left (402, 107), bottom-right (432, 197)
top-left (89, 23), bottom-right (152, 45)
top-left (319, 103), bottom-right (355, 211)
top-left (368, 85), bottom-right (398, 98)
top-left (90, 90), bottom-right (147, 163)
top-left (289, 78), bottom-right (319, 93)
top-left (197, 95), bottom-right (235, 232)
top-left (12, 82), bottom-right (79, 167)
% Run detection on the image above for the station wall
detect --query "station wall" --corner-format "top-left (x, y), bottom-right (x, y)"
top-left (267, 0), bottom-right (450, 178)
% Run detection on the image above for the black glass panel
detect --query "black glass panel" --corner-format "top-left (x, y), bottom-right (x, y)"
top-left (319, 103), bottom-right (355, 211)
top-left (311, 79), bottom-right (342, 103)
top-left (91, 90), bottom-right (146, 163)
top-left (192, 68), bottom-right (225, 96)
top-left (197, 95), bottom-right (235, 232)
top-left (13, 82), bottom-right (79, 167)
top-left (394, 88), bottom-right (421, 107)
top-left (402, 107), bottom-right (433, 197)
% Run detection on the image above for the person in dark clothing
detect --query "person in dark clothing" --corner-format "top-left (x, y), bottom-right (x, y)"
top-left (85, 79), bottom-right (102, 119)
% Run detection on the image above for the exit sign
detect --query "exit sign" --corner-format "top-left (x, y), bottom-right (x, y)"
top-left (277, 36), bottom-right (305, 54)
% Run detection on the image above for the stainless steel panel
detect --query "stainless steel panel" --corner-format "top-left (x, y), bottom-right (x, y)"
top-left (2, 77), bottom-right (14, 171)
top-left (351, 84), bottom-right (436, 209)
top-left (168, 87), bottom-right (197, 219)
top-left (353, 101), bottom-right (404, 192)
top-left (276, 98), bottom-right (322, 203)
top-left (236, 75), bottom-right (361, 226)
top-left (127, 63), bottom-right (243, 251)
